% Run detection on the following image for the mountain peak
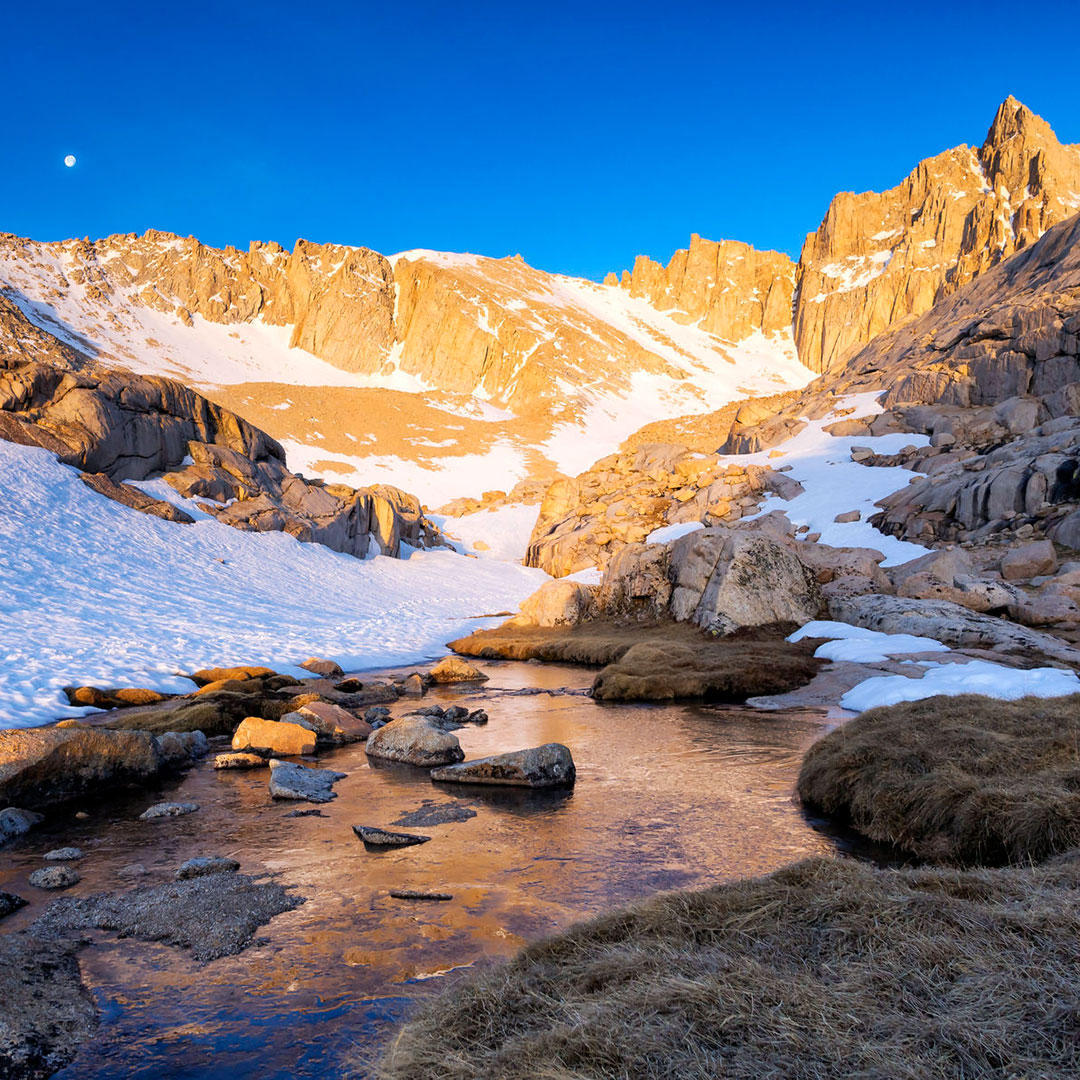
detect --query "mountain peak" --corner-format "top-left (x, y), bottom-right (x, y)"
top-left (982, 96), bottom-right (1060, 157)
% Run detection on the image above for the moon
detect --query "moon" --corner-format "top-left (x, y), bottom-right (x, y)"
top-left (64, 155), bottom-right (76, 168)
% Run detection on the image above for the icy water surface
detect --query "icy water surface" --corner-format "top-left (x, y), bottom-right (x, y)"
top-left (0, 660), bottom-right (850, 1078)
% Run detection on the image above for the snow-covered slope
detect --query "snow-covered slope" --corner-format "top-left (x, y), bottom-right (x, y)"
top-left (0, 231), bottom-right (814, 503)
top-left (0, 440), bottom-right (548, 729)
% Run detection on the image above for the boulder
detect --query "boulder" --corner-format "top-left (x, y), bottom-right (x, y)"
top-left (402, 673), bottom-right (427, 696)
top-left (28, 866), bottom-right (79, 890)
top-left (887, 547), bottom-right (976, 590)
top-left (268, 759), bottom-right (346, 803)
top-left (176, 856), bottom-right (240, 880)
top-left (139, 801), bottom-right (200, 820)
top-left (231, 716), bottom-right (316, 757)
top-left (352, 825), bottom-right (431, 847)
top-left (43, 847), bottom-right (83, 861)
top-left (188, 665), bottom-right (278, 686)
top-left (299, 657), bottom-right (345, 678)
top-left (213, 752), bottom-right (268, 770)
top-left (365, 715), bottom-right (464, 767)
top-left (0, 728), bottom-right (162, 810)
top-left (428, 656), bottom-right (489, 684)
top-left (514, 579), bottom-right (597, 627)
top-left (0, 807), bottom-right (43, 845)
top-left (1000, 540), bottom-right (1058, 581)
top-left (431, 743), bottom-right (576, 788)
top-left (684, 532), bottom-right (824, 635)
top-left (156, 730), bottom-right (210, 765)
top-left (293, 702), bottom-right (372, 743)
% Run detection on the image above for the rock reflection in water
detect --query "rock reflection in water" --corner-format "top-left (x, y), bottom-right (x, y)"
top-left (0, 660), bottom-right (845, 1078)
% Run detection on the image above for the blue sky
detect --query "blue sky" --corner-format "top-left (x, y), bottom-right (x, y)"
top-left (4, 0), bottom-right (1078, 279)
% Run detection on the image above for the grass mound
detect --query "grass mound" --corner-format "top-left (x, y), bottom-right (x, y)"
top-left (591, 639), bottom-right (820, 701)
top-left (798, 693), bottom-right (1080, 865)
top-left (377, 854), bottom-right (1080, 1079)
top-left (450, 622), bottom-right (821, 702)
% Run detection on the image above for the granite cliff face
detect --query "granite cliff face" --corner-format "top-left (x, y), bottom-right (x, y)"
top-left (793, 97), bottom-right (1080, 374)
top-left (605, 234), bottom-right (795, 340)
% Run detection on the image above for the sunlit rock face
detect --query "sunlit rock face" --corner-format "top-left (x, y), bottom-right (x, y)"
top-left (794, 97), bottom-right (1080, 374)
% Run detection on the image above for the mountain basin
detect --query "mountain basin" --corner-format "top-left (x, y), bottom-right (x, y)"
top-left (0, 659), bottom-right (859, 1078)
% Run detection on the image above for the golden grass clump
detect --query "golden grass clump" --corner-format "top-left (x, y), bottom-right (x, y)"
top-left (377, 853), bottom-right (1080, 1079)
top-left (798, 693), bottom-right (1080, 865)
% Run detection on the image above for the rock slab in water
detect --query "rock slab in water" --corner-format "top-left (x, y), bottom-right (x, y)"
top-left (43, 847), bottom-right (83, 862)
top-left (213, 751), bottom-right (268, 770)
top-left (29, 866), bottom-right (80, 890)
top-left (176, 856), bottom-right (241, 880)
top-left (389, 889), bottom-right (453, 901)
top-left (268, 760), bottom-right (346, 803)
top-left (428, 656), bottom-right (489, 683)
top-left (0, 807), bottom-right (44, 846)
top-left (0, 727), bottom-right (162, 810)
top-left (431, 743), bottom-right (576, 788)
top-left (393, 801), bottom-right (478, 827)
top-left (353, 825), bottom-right (431, 847)
top-left (139, 801), bottom-right (200, 820)
top-left (232, 716), bottom-right (317, 756)
top-left (365, 715), bottom-right (464, 767)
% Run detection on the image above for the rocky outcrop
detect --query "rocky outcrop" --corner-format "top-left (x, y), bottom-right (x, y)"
top-left (610, 234), bottom-right (795, 338)
top-left (525, 442), bottom-right (778, 576)
top-left (795, 97), bottom-right (1080, 373)
top-left (0, 355), bottom-right (444, 559)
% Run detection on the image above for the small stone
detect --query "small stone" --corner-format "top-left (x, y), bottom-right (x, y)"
top-left (393, 801), bottom-right (478, 827)
top-left (213, 752), bottom-right (268, 770)
top-left (268, 760), bottom-right (346, 803)
top-left (43, 847), bottom-right (83, 861)
top-left (428, 656), bottom-right (489, 684)
top-left (29, 866), bottom-right (79, 890)
top-left (467, 709), bottom-right (489, 725)
top-left (403, 673), bottom-right (426, 696)
top-left (335, 678), bottom-right (364, 693)
top-left (0, 891), bottom-right (27, 918)
top-left (389, 889), bottom-right (452, 901)
top-left (283, 808), bottom-right (325, 818)
top-left (364, 706), bottom-right (392, 723)
top-left (176, 856), bottom-right (241, 880)
top-left (299, 657), bottom-right (345, 678)
top-left (353, 825), bottom-right (431, 847)
top-left (74, 811), bottom-right (90, 820)
top-left (834, 510), bottom-right (862, 523)
top-left (139, 802), bottom-right (200, 820)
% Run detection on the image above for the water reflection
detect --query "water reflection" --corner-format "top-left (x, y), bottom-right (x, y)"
top-left (0, 660), bottom-right (850, 1078)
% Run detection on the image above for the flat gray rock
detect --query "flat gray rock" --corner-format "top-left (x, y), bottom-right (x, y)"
top-left (430, 743), bottom-right (576, 788)
top-left (43, 847), bottom-right (83, 861)
top-left (268, 759), bottom-right (346, 803)
top-left (393, 801), bottom-right (478, 827)
top-left (139, 801), bottom-right (200, 820)
top-left (0, 807), bottom-right (44, 845)
top-left (353, 825), bottom-right (431, 847)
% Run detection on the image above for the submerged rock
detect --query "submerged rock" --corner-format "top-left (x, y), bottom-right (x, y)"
top-left (139, 801), bottom-right (200, 820)
top-left (268, 760), bottom-right (346, 803)
top-left (176, 856), bottom-right (241, 880)
top-left (428, 656), bottom-right (489, 684)
top-left (365, 715), bottom-right (464, 767)
top-left (393, 801), bottom-right (478, 827)
top-left (353, 825), bottom-right (431, 847)
top-left (431, 744), bottom-right (576, 788)
top-left (389, 889), bottom-right (452, 901)
top-left (29, 866), bottom-right (80, 890)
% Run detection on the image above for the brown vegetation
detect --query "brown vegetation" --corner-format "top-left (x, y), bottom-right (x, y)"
top-left (798, 694), bottom-right (1080, 865)
top-left (377, 853), bottom-right (1080, 1080)
top-left (450, 622), bottom-right (821, 702)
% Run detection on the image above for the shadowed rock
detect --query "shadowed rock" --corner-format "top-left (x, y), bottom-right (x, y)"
top-left (353, 826), bottom-right (431, 847)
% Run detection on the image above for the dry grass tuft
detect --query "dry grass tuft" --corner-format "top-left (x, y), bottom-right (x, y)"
top-left (591, 640), bottom-right (820, 701)
top-left (798, 694), bottom-right (1080, 865)
top-left (450, 622), bottom-right (821, 702)
top-left (376, 853), bottom-right (1080, 1079)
